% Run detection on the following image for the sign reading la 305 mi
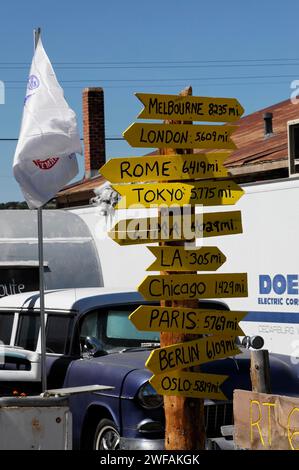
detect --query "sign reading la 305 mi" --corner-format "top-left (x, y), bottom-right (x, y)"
top-left (100, 152), bottom-right (230, 183)
top-left (146, 246), bottom-right (226, 271)
top-left (136, 93), bottom-right (244, 122)
top-left (146, 335), bottom-right (241, 375)
top-left (130, 305), bottom-right (246, 335)
top-left (123, 123), bottom-right (237, 150)
top-left (138, 272), bottom-right (248, 300)
top-left (113, 180), bottom-right (244, 208)
top-left (150, 371), bottom-right (228, 400)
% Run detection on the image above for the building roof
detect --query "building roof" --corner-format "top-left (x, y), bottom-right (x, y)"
top-left (224, 98), bottom-right (298, 169)
top-left (56, 97), bottom-right (299, 205)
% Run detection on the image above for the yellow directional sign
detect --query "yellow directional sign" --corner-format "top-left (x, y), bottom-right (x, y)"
top-left (145, 335), bottom-right (241, 375)
top-left (138, 273), bottom-right (248, 301)
top-left (108, 210), bottom-right (243, 245)
top-left (190, 180), bottom-right (244, 206)
top-left (129, 305), bottom-right (246, 335)
top-left (146, 246), bottom-right (226, 271)
top-left (100, 153), bottom-right (230, 183)
top-left (123, 123), bottom-right (237, 150)
top-left (113, 180), bottom-right (243, 209)
top-left (149, 371), bottom-right (228, 400)
top-left (136, 93), bottom-right (244, 123)
top-left (113, 182), bottom-right (194, 209)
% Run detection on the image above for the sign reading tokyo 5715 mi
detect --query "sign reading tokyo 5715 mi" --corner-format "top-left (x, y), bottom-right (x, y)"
top-left (136, 93), bottom-right (244, 122)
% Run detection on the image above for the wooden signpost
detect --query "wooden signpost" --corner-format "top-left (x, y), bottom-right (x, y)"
top-left (136, 93), bottom-right (244, 122)
top-left (102, 87), bottom-right (247, 450)
top-left (150, 371), bottom-right (228, 400)
top-left (109, 210), bottom-right (243, 245)
top-left (129, 305), bottom-right (246, 335)
top-left (146, 246), bottom-right (226, 271)
top-left (100, 152), bottom-right (230, 183)
top-left (123, 122), bottom-right (237, 149)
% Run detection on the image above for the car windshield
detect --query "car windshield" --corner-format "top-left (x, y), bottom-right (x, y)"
top-left (80, 306), bottom-right (160, 352)
top-left (0, 312), bottom-right (14, 345)
top-left (106, 309), bottom-right (159, 344)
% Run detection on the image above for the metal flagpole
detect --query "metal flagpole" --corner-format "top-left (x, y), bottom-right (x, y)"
top-left (34, 27), bottom-right (47, 393)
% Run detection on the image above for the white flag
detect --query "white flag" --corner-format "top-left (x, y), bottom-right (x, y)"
top-left (13, 37), bottom-right (82, 208)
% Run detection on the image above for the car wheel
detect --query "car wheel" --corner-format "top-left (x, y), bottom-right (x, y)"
top-left (93, 419), bottom-right (120, 450)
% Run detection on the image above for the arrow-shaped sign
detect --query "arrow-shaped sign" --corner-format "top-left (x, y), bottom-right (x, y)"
top-left (113, 182), bottom-right (194, 208)
top-left (108, 210), bottom-right (243, 245)
top-left (146, 246), bottom-right (226, 271)
top-left (100, 153), bottom-right (230, 184)
top-left (136, 93), bottom-right (244, 123)
top-left (113, 180), bottom-right (244, 209)
top-left (145, 335), bottom-right (241, 375)
top-left (123, 123), bottom-right (237, 150)
top-left (129, 305), bottom-right (246, 335)
top-left (138, 273), bottom-right (248, 301)
top-left (149, 371), bottom-right (229, 400)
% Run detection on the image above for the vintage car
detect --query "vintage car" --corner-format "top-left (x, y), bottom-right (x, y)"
top-left (0, 287), bottom-right (298, 450)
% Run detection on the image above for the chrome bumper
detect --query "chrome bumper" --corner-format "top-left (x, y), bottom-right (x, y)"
top-left (120, 437), bottom-right (165, 450)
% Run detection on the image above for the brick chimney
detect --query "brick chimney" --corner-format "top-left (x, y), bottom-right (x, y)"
top-left (82, 87), bottom-right (106, 178)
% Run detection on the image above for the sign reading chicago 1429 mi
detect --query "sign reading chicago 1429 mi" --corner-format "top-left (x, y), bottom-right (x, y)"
top-left (138, 272), bottom-right (248, 301)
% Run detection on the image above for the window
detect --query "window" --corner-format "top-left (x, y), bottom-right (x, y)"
top-left (80, 305), bottom-right (160, 352)
top-left (288, 121), bottom-right (299, 174)
top-left (46, 314), bottom-right (73, 354)
top-left (0, 312), bottom-right (14, 344)
top-left (16, 312), bottom-right (40, 351)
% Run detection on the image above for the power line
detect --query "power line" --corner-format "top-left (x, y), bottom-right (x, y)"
top-left (2, 74), bottom-right (298, 84)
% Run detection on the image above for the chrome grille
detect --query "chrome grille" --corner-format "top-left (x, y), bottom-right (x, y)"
top-left (204, 401), bottom-right (233, 438)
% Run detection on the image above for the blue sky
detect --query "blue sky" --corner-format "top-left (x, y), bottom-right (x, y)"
top-left (0, 0), bottom-right (299, 202)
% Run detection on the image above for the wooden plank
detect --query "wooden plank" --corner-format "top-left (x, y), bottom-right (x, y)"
top-left (123, 122), bottom-right (237, 149)
top-left (136, 93), bottom-right (245, 122)
top-left (108, 210), bottom-right (243, 245)
top-left (129, 305), bottom-right (246, 335)
top-left (113, 180), bottom-right (244, 208)
top-left (146, 246), bottom-right (226, 271)
top-left (138, 272), bottom-right (248, 300)
top-left (250, 350), bottom-right (272, 393)
top-left (99, 153), bottom-right (230, 183)
top-left (146, 335), bottom-right (241, 375)
top-left (150, 371), bottom-right (228, 400)
top-left (234, 389), bottom-right (299, 450)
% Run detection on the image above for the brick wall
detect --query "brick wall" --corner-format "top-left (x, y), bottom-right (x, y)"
top-left (82, 87), bottom-right (106, 178)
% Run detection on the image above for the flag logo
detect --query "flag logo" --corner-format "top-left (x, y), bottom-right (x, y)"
top-left (33, 157), bottom-right (60, 170)
top-left (27, 75), bottom-right (40, 90)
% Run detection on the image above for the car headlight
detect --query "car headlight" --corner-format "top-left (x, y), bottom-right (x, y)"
top-left (137, 382), bottom-right (163, 409)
